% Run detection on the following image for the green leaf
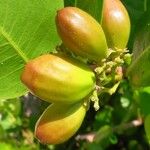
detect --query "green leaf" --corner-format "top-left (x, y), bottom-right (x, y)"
top-left (144, 114), bottom-right (150, 144)
top-left (127, 46), bottom-right (150, 88)
top-left (109, 134), bottom-right (118, 145)
top-left (123, 0), bottom-right (146, 49)
top-left (83, 143), bottom-right (103, 150)
top-left (64, 0), bottom-right (104, 22)
top-left (0, 0), bottom-right (63, 100)
top-left (127, 12), bottom-right (150, 88)
top-left (127, 47), bottom-right (150, 88)
top-left (94, 125), bottom-right (112, 143)
top-left (132, 12), bottom-right (150, 61)
top-left (138, 87), bottom-right (150, 115)
top-left (94, 106), bottom-right (113, 130)
top-left (75, 0), bottom-right (104, 23)
top-left (123, 0), bottom-right (146, 20)
top-left (64, 0), bottom-right (75, 7)
top-left (146, 0), bottom-right (150, 12)
top-left (0, 143), bottom-right (14, 150)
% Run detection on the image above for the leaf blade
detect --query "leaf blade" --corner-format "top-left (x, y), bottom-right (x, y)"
top-left (76, 0), bottom-right (104, 23)
top-left (0, 0), bottom-right (63, 100)
top-left (144, 114), bottom-right (150, 144)
top-left (127, 11), bottom-right (150, 88)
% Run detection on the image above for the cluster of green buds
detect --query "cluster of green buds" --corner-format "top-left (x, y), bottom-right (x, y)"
top-left (90, 48), bottom-right (131, 110)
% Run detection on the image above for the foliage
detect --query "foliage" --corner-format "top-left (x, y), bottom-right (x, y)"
top-left (0, 0), bottom-right (63, 99)
top-left (0, 0), bottom-right (150, 149)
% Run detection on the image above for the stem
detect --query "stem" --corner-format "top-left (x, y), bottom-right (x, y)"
top-left (75, 118), bottom-right (143, 143)
top-left (74, 0), bottom-right (77, 7)
top-left (113, 118), bottom-right (143, 134)
top-left (100, 0), bottom-right (105, 24)
top-left (76, 133), bottom-right (95, 142)
top-left (144, 0), bottom-right (147, 12)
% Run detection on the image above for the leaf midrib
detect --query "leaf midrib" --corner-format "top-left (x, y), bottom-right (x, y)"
top-left (0, 27), bottom-right (29, 63)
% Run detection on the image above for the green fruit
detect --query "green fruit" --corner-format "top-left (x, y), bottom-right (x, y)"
top-left (35, 103), bottom-right (86, 144)
top-left (56, 7), bottom-right (108, 62)
top-left (21, 54), bottom-right (95, 104)
top-left (102, 0), bottom-right (130, 49)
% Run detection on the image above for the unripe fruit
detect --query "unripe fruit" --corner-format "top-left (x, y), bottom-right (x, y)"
top-left (102, 0), bottom-right (130, 49)
top-left (35, 103), bottom-right (86, 144)
top-left (21, 54), bottom-right (95, 104)
top-left (56, 7), bottom-right (108, 62)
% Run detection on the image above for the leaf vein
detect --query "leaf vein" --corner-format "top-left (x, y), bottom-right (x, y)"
top-left (0, 54), bottom-right (17, 63)
top-left (0, 27), bottom-right (29, 63)
top-left (0, 66), bottom-right (23, 80)
top-left (0, 42), bottom-right (9, 48)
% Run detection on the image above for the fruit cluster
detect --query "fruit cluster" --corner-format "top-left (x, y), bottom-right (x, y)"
top-left (21, 0), bottom-right (130, 145)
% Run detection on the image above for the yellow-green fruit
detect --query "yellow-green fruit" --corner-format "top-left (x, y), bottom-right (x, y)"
top-left (102, 0), bottom-right (130, 49)
top-left (56, 7), bottom-right (108, 62)
top-left (21, 54), bottom-right (95, 104)
top-left (35, 103), bottom-right (86, 144)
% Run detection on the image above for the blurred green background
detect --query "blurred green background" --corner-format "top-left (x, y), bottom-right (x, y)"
top-left (0, 0), bottom-right (150, 149)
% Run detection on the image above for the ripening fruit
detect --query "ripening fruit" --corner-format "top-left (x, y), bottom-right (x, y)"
top-left (56, 7), bottom-right (108, 62)
top-left (102, 0), bottom-right (130, 49)
top-left (21, 54), bottom-right (95, 104)
top-left (35, 102), bottom-right (86, 144)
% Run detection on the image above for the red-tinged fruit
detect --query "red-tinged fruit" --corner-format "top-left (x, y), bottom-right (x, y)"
top-left (56, 7), bottom-right (108, 62)
top-left (35, 103), bottom-right (86, 144)
top-left (102, 0), bottom-right (130, 49)
top-left (21, 54), bottom-right (95, 104)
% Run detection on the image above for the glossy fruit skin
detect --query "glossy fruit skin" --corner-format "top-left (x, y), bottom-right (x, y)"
top-left (35, 103), bottom-right (86, 144)
top-left (102, 0), bottom-right (130, 49)
top-left (21, 54), bottom-right (95, 104)
top-left (56, 7), bottom-right (108, 62)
